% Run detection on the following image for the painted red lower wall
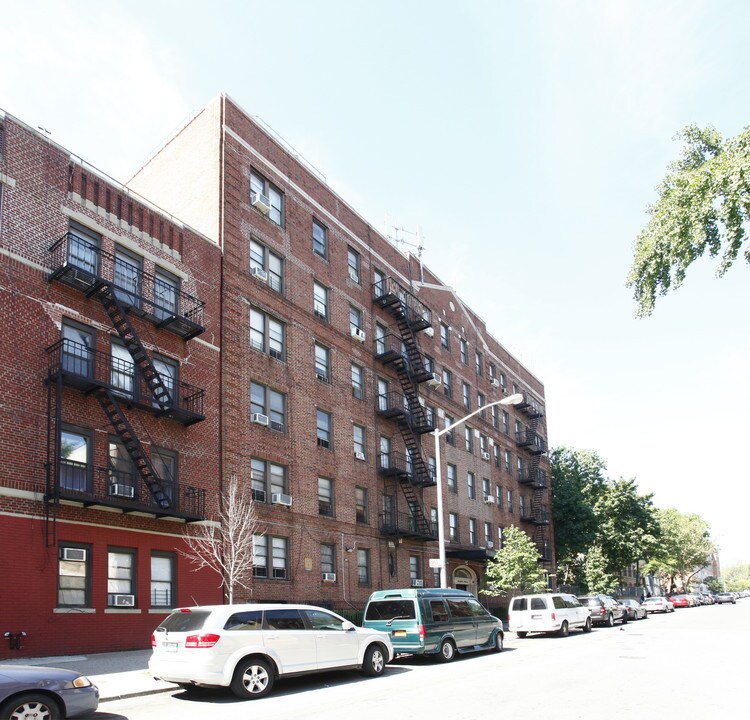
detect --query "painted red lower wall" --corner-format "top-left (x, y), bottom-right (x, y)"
top-left (0, 515), bottom-right (223, 659)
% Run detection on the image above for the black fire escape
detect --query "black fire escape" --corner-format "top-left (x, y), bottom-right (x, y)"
top-left (515, 395), bottom-right (552, 563)
top-left (373, 276), bottom-right (436, 541)
top-left (44, 231), bottom-right (207, 543)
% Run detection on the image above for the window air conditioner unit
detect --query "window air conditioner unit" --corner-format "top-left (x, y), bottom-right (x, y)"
top-left (110, 483), bottom-right (135, 498)
top-left (251, 191), bottom-right (271, 215)
top-left (62, 548), bottom-right (86, 562)
top-left (252, 413), bottom-right (269, 426)
top-left (354, 451), bottom-right (366, 461)
top-left (484, 496), bottom-right (495, 505)
top-left (411, 579), bottom-right (424, 588)
top-left (322, 573), bottom-right (337, 582)
top-left (112, 593), bottom-right (135, 607)
top-left (424, 326), bottom-right (434, 337)
top-left (490, 378), bottom-right (500, 388)
top-left (351, 328), bottom-right (366, 342)
top-left (271, 493), bottom-right (293, 507)
top-left (348, 268), bottom-right (359, 282)
top-left (481, 451), bottom-right (490, 461)
top-left (486, 541), bottom-right (494, 550)
top-left (250, 267), bottom-right (268, 281)
top-left (427, 372), bottom-right (441, 387)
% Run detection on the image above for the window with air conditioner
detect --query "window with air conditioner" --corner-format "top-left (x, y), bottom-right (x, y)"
top-left (321, 543), bottom-right (335, 579)
top-left (107, 548), bottom-right (135, 608)
top-left (251, 382), bottom-right (286, 432)
top-left (250, 308), bottom-right (285, 360)
top-left (347, 247), bottom-right (360, 283)
top-left (316, 409), bottom-right (332, 449)
top-left (250, 239), bottom-right (284, 293)
top-left (251, 458), bottom-right (287, 503)
top-left (250, 170), bottom-right (283, 225)
top-left (353, 424), bottom-right (366, 460)
top-left (315, 343), bottom-right (331, 382)
top-left (58, 544), bottom-right (91, 608)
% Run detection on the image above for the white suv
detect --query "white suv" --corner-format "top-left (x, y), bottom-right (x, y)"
top-left (150, 603), bottom-right (394, 699)
top-left (508, 593), bottom-right (592, 637)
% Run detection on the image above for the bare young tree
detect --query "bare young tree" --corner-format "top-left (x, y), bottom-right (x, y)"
top-left (180, 474), bottom-right (260, 604)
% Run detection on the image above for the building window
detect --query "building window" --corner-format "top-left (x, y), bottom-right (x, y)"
top-left (108, 439), bottom-right (135, 498)
top-left (351, 363), bottom-right (365, 399)
top-left (519, 495), bottom-right (526, 516)
top-left (315, 343), bottom-right (331, 382)
top-left (447, 463), bottom-right (457, 493)
top-left (500, 373), bottom-right (507, 393)
top-left (445, 414), bottom-right (454, 445)
top-left (442, 368), bottom-right (452, 398)
top-left (484, 522), bottom-right (492, 547)
top-left (464, 427), bottom-right (473, 453)
top-left (353, 425), bottom-right (366, 459)
top-left (410, 556), bottom-right (420, 583)
top-left (491, 405), bottom-right (500, 430)
top-left (151, 355), bottom-right (178, 406)
top-left (108, 548), bottom-right (135, 606)
top-left (316, 409), bottom-right (332, 449)
top-left (493, 444), bottom-right (501, 468)
top-left (503, 411), bottom-right (510, 435)
top-left (67, 221), bottom-right (101, 276)
top-left (151, 552), bottom-right (175, 608)
top-left (496, 484), bottom-right (502, 509)
top-left (483, 477), bottom-right (491, 501)
top-left (430, 507), bottom-right (439, 537)
top-left (497, 527), bottom-right (504, 549)
top-left (424, 354), bottom-right (434, 374)
top-left (349, 305), bottom-right (363, 335)
top-left (480, 435), bottom-right (489, 458)
top-left (318, 477), bottom-right (334, 517)
top-left (250, 238), bottom-right (284, 292)
top-left (517, 457), bottom-right (524, 482)
top-left (251, 382), bottom-right (286, 431)
top-left (440, 322), bottom-right (450, 350)
top-left (507, 489), bottom-right (513, 513)
top-left (112, 246), bottom-right (143, 308)
top-left (448, 513), bottom-right (459, 542)
top-left (250, 170), bottom-right (283, 225)
top-left (462, 382), bottom-right (471, 409)
top-left (61, 321), bottom-right (95, 378)
top-left (321, 544), bottom-right (336, 579)
top-left (475, 351), bottom-right (483, 376)
top-left (253, 535), bottom-right (288, 579)
top-left (379, 436), bottom-right (391, 470)
top-left (469, 518), bottom-right (477, 545)
top-left (151, 448), bottom-right (177, 506)
top-left (377, 378), bottom-right (389, 413)
top-left (250, 458), bottom-right (287, 503)
top-left (111, 342), bottom-right (135, 398)
top-left (513, 382), bottom-right (519, 396)
top-left (428, 456), bottom-right (436, 482)
top-left (489, 362), bottom-right (496, 381)
top-left (60, 426), bottom-right (93, 493)
top-left (312, 219), bottom-right (328, 258)
top-left (460, 339), bottom-right (468, 364)
top-left (467, 471), bottom-right (475, 499)
top-left (58, 543), bottom-right (91, 607)
top-left (313, 281), bottom-right (329, 321)
top-left (357, 548), bottom-right (370, 585)
top-left (504, 449), bottom-right (512, 473)
top-left (477, 392), bottom-right (485, 418)
top-left (515, 420), bottom-right (522, 439)
top-left (250, 308), bottom-right (285, 360)
top-left (347, 247), bottom-right (361, 283)
top-left (355, 486), bottom-right (369, 524)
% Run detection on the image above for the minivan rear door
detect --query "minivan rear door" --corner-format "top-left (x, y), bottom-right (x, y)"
top-left (363, 598), bottom-right (420, 649)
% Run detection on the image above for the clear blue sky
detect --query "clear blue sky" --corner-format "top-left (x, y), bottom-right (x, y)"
top-left (3, 0), bottom-right (748, 567)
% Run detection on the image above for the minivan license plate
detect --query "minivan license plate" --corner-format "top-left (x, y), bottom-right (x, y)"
top-left (393, 630), bottom-right (406, 637)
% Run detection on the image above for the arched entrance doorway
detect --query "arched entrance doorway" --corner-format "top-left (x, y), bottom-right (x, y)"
top-left (452, 566), bottom-right (478, 596)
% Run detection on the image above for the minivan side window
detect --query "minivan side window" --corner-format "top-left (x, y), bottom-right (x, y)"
top-left (446, 599), bottom-right (473, 618)
top-left (466, 599), bottom-right (489, 616)
top-left (552, 596), bottom-right (566, 610)
top-left (265, 608), bottom-right (305, 630)
top-left (224, 611), bottom-right (263, 631)
top-left (530, 597), bottom-right (547, 610)
top-left (512, 598), bottom-right (528, 611)
top-left (430, 600), bottom-right (449, 622)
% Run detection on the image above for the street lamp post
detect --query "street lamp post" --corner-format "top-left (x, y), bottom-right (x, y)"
top-left (433, 392), bottom-right (525, 588)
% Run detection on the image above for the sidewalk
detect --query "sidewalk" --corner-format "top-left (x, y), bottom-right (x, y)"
top-left (1, 649), bottom-right (176, 702)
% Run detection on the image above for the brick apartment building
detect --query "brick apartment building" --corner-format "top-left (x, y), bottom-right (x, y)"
top-left (0, 95), bottom-right (553, 657)
top-left (129, 94), bottom-right (554, 608)
top-left (0, 111), bottom-right (223, 657)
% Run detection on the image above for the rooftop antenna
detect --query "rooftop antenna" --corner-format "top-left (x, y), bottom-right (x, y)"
top-left (385, 218), bottom-right (426, 283)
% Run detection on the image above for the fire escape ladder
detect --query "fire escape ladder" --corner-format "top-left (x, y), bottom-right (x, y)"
top-left (398, 475), bottom-right (432, 537)
top-left (95, 387), bottom-right (172, 508)
top-left (529, 413), bottom-right (548, 555)
top-left (89, 281), bottom-right (172, 408)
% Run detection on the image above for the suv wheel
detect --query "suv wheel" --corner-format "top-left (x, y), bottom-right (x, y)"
top-left (583, 617), bottom-right (592, 633)
top-left (606, 613), bottom-right (614, 627)
top-left (362, 644), bottom-right (386, 676)
top-left (231, 658), bottom-right (274, 700)
top-left (438, 639), bottom-right (456, 662)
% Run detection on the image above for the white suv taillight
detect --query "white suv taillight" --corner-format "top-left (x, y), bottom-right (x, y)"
top-left (185, 633), bottom-right (220, 649)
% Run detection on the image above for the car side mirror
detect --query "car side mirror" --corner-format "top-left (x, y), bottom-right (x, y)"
top-left (341, 620), bottom-right (355, 631)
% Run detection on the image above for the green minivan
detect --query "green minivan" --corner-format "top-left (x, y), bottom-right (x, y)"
top-left (362, 588), bottom-right (503, 662)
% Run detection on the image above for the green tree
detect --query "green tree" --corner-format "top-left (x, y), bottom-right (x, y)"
top-left (550, 447), bottom-right (608, 584)
top-left (644, 508), bottom-right (713, 593)
top-left (581, 545), bottom-right (617, 594)
top-left (702, 576), bottom-right (722, 593)
top-left (483, 526), bottom-right (547, 595)
top-left (627, 124), bottom-right (750, 317)
top-left (594, 478), bottom-right (660, 575)
top-left (724, 564), bottom-right (750, 592)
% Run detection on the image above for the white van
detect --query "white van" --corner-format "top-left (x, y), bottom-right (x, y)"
top-left (508, 593), bottom-right (591, 637)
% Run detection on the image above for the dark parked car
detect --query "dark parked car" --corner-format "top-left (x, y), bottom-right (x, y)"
top-left (621, 599), bottom-right (648, 620)
top-left (716, 592), bottom-right (736, 604)
top-left (578, 595), bottom-right (628, 626)
top-left (0, 665), bottom-right (98, 719)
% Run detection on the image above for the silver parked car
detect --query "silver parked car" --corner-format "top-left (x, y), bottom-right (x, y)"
top-left (150, 603), bottom-right (394, 699)
top-left (0, 665), bottom-right (98, 719)
top-left (621, 599), bottom-right (648, 620)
